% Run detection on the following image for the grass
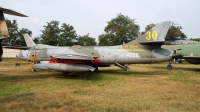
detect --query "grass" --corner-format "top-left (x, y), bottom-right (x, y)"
top-left (0, 58), bottom-right (200, 111)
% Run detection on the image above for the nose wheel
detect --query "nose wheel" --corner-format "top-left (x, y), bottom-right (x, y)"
top-left (167, 61), bottom-right (173, 70)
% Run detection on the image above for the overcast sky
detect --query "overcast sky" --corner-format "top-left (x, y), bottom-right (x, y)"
top-left (3, 0), bottom-right (200, 40)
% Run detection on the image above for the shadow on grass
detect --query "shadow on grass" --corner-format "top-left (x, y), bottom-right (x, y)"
top-left (151, 65), bottom-right (200, 73)
top-left (54, 68), bottom-right (169, 81)
top-left (53, 71), bottom-right (104, 81)
top-left (0, 67), bottom-right (169, 82)
top-left (98, 69), bottom-right (169, 76)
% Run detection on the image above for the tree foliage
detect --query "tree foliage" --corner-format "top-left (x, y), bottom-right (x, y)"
top-left (142, 23), bottom-right (187, 40)
top-left (190, 38), bottom-right (200, 42)
top-left (166, 25), bottom-right (187, 40)
top-left (98, 13), bottom-right (140, 46)
top-left (78, 34), bottom-right (97, 46)
top-left (33, 36), bottom-right (42, 44)
top-left (40, 21), bottom-right (60, 46)
top-left (40, 20), bottom-right (97, 46)
top-left (59, 23), bottom-right (77, 46)
top-left (98, 34), bottom-right (115, 46)
top-left (16, 28), bottom-right (32, 45)
top-left (3, 19), bottom-right (32, 46)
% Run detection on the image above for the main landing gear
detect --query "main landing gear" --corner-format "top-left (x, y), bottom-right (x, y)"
top-left (94, 66), bottom-right (98, 72)
top-left (167, 61), bottom-right (173, 70)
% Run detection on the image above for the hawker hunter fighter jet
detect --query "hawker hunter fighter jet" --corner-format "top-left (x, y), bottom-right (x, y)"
top-left (0, 7), bottom-right (27, 62)
top-left (17, 21), bottom-right (173, 74)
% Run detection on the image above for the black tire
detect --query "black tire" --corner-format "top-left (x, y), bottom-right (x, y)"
top-left (167, 65), bottom-right (173, 70)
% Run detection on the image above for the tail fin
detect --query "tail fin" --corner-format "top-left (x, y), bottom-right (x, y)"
top-left (0, 7), bottom-right (27, 62)
top-left (23, 34), bottom-right (36, 47)
top-left (127, 21), bottom-right (171, 45)
top-left (0, 7), bottom-right (27, 39)
top-left (0, 11), bottom-right (9, 39)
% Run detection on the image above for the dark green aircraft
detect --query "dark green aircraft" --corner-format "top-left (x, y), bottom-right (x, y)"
top-left (162, 42), bottom-right (200, 64)
top-left (0, 7), bottom-right (27, 62)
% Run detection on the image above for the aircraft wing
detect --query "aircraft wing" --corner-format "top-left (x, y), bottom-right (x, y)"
top-left (183, 56), bottom-right (200, 59)
top-left (50, 54), bottom-right (94, 60)
top-left (3, 46), bottom-right (31, 50)
top-left (34, 54), bottom-right (96, 73)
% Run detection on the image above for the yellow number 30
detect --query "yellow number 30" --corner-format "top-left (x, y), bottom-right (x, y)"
top-left (146, 31), bottom-right (158, 40)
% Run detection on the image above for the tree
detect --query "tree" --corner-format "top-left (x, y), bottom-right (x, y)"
top-left (40, 20), bottom-right (60, 46)
top-left (190, 38), bottom-right (200, 42)
top-left (166, 25), bottom-right (187, 40)
top-left (33, 36), bottom-right (42, 44)
top-left (59, 23), bottom-right (77, 46)
top-left (142, 22), bottom-right (187, 40)
top-left (98, 34), bottom-right (115, 46)
top-left (16, 28), bottom-right (32, 45)
top-left (78, 34), bottom-right (97, 46)
top-left (99, 13), bottom-right (140, 45)
top-left (40, 21), bottom-right (78, 46)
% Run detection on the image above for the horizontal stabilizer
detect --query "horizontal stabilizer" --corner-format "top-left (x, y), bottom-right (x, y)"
top-left (3, 46), bottom-right (31, 50)
top-left (0, 7), bottom-right (28, 17)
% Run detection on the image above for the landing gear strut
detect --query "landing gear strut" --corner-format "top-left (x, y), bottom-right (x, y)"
top-left (167, 61), bottom-right (173, 70)
top-left (94, 66), bottom-right (98, 72)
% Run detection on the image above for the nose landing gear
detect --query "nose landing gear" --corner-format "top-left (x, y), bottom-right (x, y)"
top-left (167, 61), bottom-right (173, 70)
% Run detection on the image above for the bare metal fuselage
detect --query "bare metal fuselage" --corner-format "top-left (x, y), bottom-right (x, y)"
top-left (18, 44), bottom-right (172, 65)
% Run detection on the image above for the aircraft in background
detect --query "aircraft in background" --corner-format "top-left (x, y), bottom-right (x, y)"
top-left (162, 42), bottom-right (200, 64)
top-left (0, 7), bottom-right (27, 62)
top-left (17, 21), bottom-right (173, 75)
top-left (165, 40), bottom-right (198, 45)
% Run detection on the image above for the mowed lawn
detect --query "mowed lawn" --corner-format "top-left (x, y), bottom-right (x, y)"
top-left (0, 58), bottom-right (200, 112)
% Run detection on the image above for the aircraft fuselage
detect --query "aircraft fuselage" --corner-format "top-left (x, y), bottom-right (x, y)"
top-left (162, 44), bottom-right (200, 64)
top-left (18, 44), bottom-right (172, 66)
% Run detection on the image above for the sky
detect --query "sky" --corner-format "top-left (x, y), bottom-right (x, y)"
top-left (3, 0), bottom-right (200, 41)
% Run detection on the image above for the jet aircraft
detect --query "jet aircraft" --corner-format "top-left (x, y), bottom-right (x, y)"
top-left (162, 42), bottom-right (200, 64)
top-left (0, 7), bottom-right (27, 62)
top-left (165, 40), bottom-right (197, 45)
top-left (17, 21), bottom-right (173, 75)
